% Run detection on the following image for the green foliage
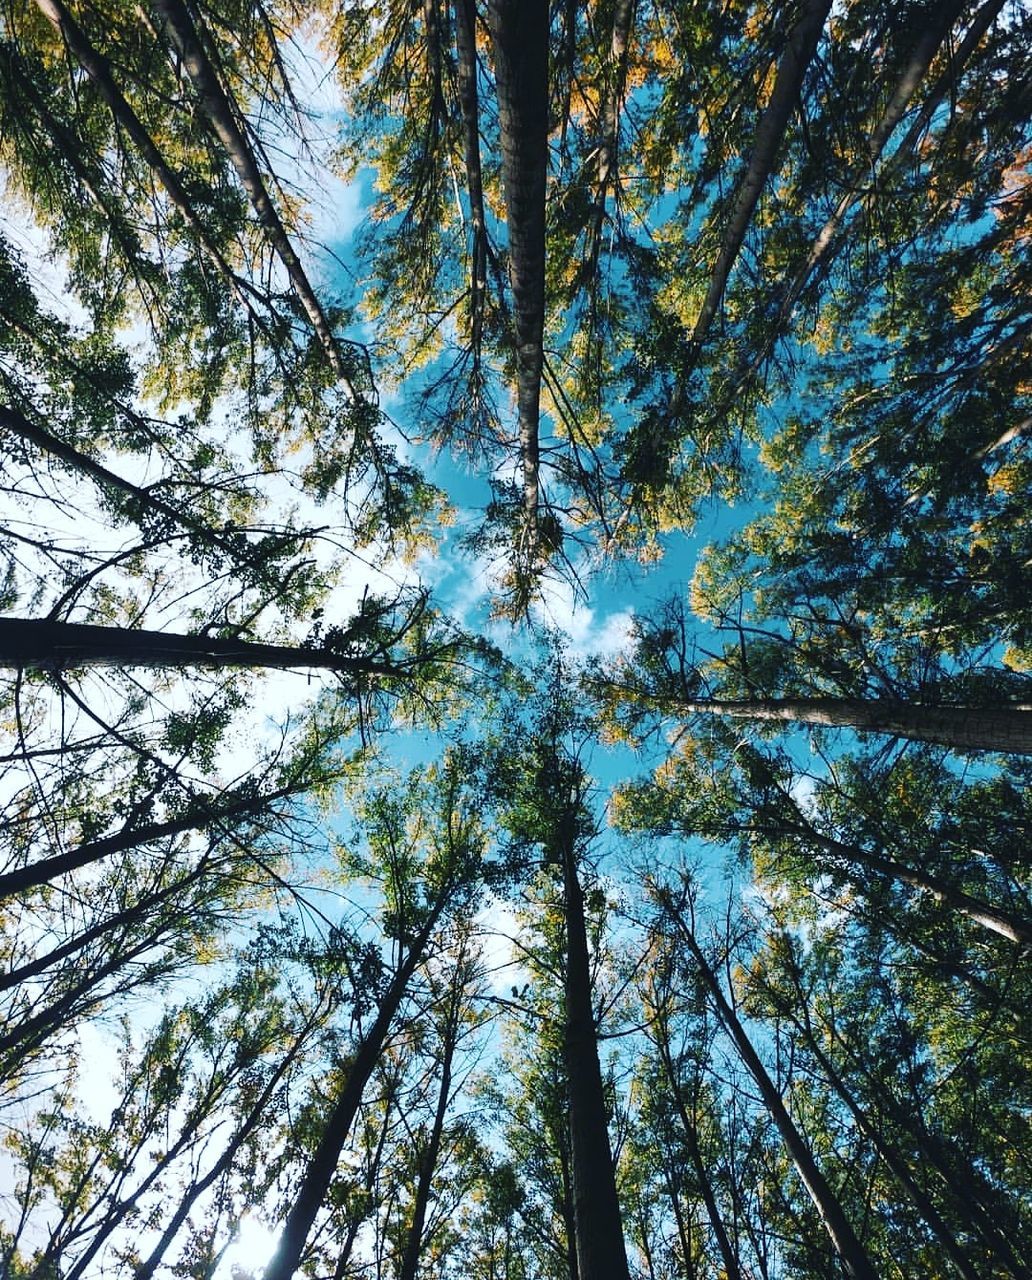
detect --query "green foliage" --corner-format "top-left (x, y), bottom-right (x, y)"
top-left (1, 1), bottom-right (1030, 1278)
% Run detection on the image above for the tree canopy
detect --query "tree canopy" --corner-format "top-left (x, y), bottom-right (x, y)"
top-left (0, 1), bottom-right (1029, 1278)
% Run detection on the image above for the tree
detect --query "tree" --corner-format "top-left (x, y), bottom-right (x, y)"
top-left (487, 663), bottom-right (632, 1280)
top-left (649, 877), bottom-right (880, 1280)
top-left (1, 1), bottom-right (1030, 1276)
top-left (264, 757), bottom-right (486, 1280)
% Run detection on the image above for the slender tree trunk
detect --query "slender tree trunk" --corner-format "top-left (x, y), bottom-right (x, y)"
top-left (330, 1071), bottom-right (400, 1280)
top-left (396, 977), bottom-right (462, 1280)
top-left (0, 928), bottom-right (171, 1069)
top-left (904, 1123), bottom-right (1031, 1279)
top-left (798, 825), bottom-right (1032, 947)
top-left (0, 406), bottom-right (276, 578)
top-left (263, 900), bottom-right (448, 1280)
top-left (673, 695), bottom-right (1032, 755)
top-left (2, 54), bottom-right (156, 294)
top-left (668, 907), bottom-right (879, 1280)
top-left (889, 0), bottom-right (1007, 170)
top-left (560, 833), bottom-right (631, 1280)
top-left (583, 0), bottom-right (635, 284)
top-left (147, 0), bottom-right (359, 397)
top-left (0, 857), bottom-right (220, 991)
top-left (835, 1036), bottom-right (1031, 1280)
top-left (0, 618), bottom-right (402, 678)
top-left (796, 1022), bottom-right (983, 1280)
top-left (31, 0), bottom-right (260, 318)
top-left (774, 0), bottom-right (967, 332)
top-left (0, 780), bottom-right (303, 900)
top-left (134, 1010), bottom-right (319, 1280)
top-left (690, 0), bottom-right (832, 347)
top-left (654, 1035), bottom-right (743, 1280)
top-left (486, 0), bottom-right (549, 539)
top-left (453, 0), bottom-right (487, 363)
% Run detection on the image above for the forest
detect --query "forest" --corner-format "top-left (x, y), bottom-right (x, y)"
top-left (0, 0), bottom-right (1029, 1277)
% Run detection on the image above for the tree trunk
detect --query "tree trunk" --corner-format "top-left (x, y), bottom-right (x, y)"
top-left (583, 0), bottom-right (635, 285)
top-left (669, 909), bottom-right (879, 1280)
top-left (486, 0), bottom-right (549, 539)
top-left (690, 0), bottom-right (832, 347)
top-left (396, 969), bottom-right (463, 1280)
top-left (654, 1035), bottom-right (743, 1280)
top-left (0, 926), bottom-right (173, 1070)
top-left (32, 0), bottom-right (260, 318)
top-left (889, 0), bottom-right (1007, 172)
top-left (799, 825), bottom-right (1032, 948)
top-left (675, 695), bottom-right (1032, 755)
top-left (0, 780), bottom-right (303, 900)
top-left (798, 1021), bottom-right (983, 1280)
top-left (560, 836), bottom-right (631, 1280)
top-left (147, 0), bottom-right (359, 397)
top-left (133, 1009), bottom-right (319, 1280)
top-left (263, 899), bottom-right (448, 1280)
top-left (0, 857), bottom-right (218, 991)
top-left (774, 0), bottom-right (967, 333)
top-left (0, 406), bottom-right (277, 579)
top-left (0, 617), bottom-right (403, 677)
top-left (453, 0), bottom-right (487, 363)
top-left (830, 1023), bottom-right (1031, 1279)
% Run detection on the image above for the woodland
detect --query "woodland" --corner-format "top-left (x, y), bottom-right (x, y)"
top-left (0, 0), bottom-right (1029, 1278)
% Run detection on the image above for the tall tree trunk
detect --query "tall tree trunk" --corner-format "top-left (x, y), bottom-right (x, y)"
top-left (829, 1021), bottom-right (1031, 1279)
top-left (31, 0), bottom-right (263, 321)
top-left (560, 830), bottom-right (631, 1280)
top-left (653, 1034), bottom-right (743, 1280)
top-left (486, 0), bottom-right (549, 542)
top-left (263, 899), bottom-right (448, 1280)
top-left (796, 825), bottom-right (1032, 947)
top-left (667, 904), bottom-right (879, 1280)
top-left (0, 618), bottom-right (405, 678)
top-left (453, 0), bottom-right (487, 364)
top-left (794, 1015), bottom-right (983, 1280)
top-left (773, 0), bottom-right (968, 333)
top-left (396, 963), bottom-right (464, 1280)
top-left (901, 1119), bottom-right (1030, 1278)
top-left (0, 780), bottom-right (303, 900)
top-left (888, 0), bottom-right (1007, 172)
top-left (690, 0), bottom-right (832, 347)
top-left (133, 1007), bottom-right (320, 1280)
top-left (672, 695), bottom-right (1032, 756)
top-left (583, 0), bottom-right (635, 285)
top-left (0, 405), bottom-right (279, 580)
top-left (0, 857), bottom-right (219, 990)
top-left (2, 52), bottom-right (157, 297)
top-left (147, 0), bottom-right (359, 397)
top-left (0, 926), bottom-right (173, 1070)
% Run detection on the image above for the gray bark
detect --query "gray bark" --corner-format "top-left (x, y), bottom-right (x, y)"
top-left (675, 695), bottom-right (1032, 756)
top-left (486, 0), bottom-right (549, 538)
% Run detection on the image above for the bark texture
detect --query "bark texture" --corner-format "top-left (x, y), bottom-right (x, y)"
top-left (675, 695), bottom-right (1032, 756)
top-left (486, 0), bottom-right (549, 536)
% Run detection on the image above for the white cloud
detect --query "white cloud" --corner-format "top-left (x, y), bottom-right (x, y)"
top-left (531, 576), bottom-right (635, 660)
top-left (474, 894), bottom-right (530, 995)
